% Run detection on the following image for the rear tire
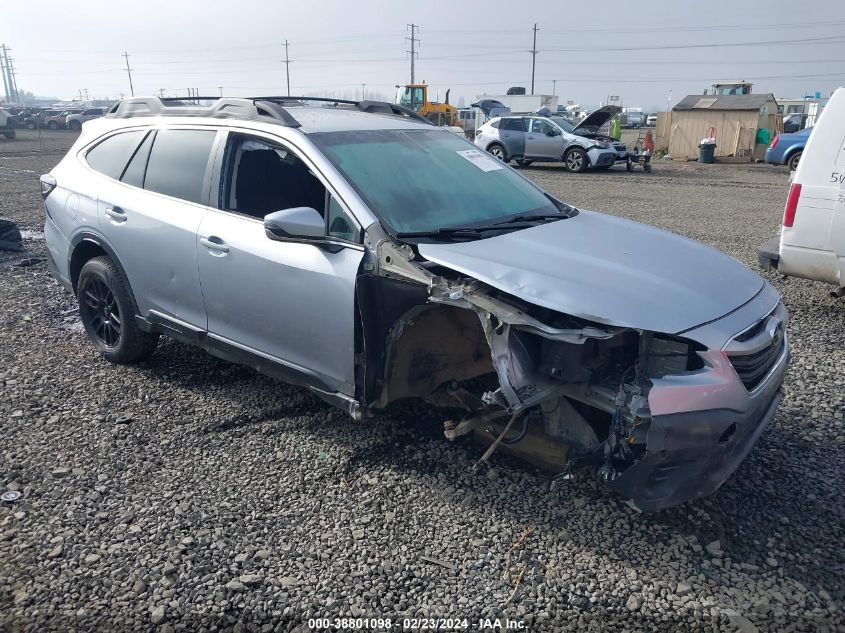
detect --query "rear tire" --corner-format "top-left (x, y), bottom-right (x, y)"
top-left (487, 143), bottom-right (507, 162)
top-left (564, 147), bottom-right (587, 173)
top-left (77, 256), bottom-right (158, 364)
top-left (47, 121), bottom-right (58, 130)
top-left (68, 120), bottom-right (81, 131)
top-left (787, 151), bottom-right (802, 171)
top-left (26, 122), bottom-right (35, 130)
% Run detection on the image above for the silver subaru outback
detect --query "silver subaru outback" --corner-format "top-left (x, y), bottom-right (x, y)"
top-left (40, 96), bottom-right (788, 511)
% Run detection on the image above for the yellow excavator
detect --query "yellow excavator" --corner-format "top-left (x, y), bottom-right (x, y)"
top-left (395, 82), bottom-right (459, 127)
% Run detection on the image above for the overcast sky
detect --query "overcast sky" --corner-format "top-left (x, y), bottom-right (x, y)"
top-left (4, 0), bottom-right (845, 109)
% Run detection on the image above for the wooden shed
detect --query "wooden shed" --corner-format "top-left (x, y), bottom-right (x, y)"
top-left (656, 93), bottom-right (781, 161)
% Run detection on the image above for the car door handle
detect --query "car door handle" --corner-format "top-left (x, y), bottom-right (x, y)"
top-left (104, 206), bottom-right (126, 222)
top-left (200, 236), bottom-right (230, 254)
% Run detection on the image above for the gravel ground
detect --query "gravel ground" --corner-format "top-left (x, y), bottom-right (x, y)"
top-left (1, 130), bottom-right (843, 632)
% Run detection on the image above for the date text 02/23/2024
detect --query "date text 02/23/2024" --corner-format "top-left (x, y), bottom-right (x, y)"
top-left (307, 617), bottom-right (527, 630)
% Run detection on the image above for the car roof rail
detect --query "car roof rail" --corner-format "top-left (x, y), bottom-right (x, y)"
top-left (106, 96), bottom-right (302, 127)
top-left (106, 95), bottom-right (433, 127)
top-left (105, 95), bottom-right (433, 128)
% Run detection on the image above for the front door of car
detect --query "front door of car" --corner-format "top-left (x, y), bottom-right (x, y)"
top-left (196, 132), bottom-right (364, 397)
top-left (96, 127), bottom-right (218, 329)
top-left (526, 119), bottom-right (563, 159)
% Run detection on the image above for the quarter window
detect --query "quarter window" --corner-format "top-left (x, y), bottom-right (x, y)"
top-left (120, 131), bottom-right (155, 188)
top-left (326, 195), bottom-right (360, 242)
top-left (85, 131), bottom-right (146, 180)
top-left (144, 129), bottom-right (217, 204)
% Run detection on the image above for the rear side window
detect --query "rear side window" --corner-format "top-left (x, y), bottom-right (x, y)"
top-left (489, 120), bottom-right (501, 129)
top-left (85, 131), bottom-right (146, 180)
top-left (144, 129), bottom-right (216, 204)
top-left (120, 131), bottom-right (155, 188)
top-left (501, 118), bottom-right (525, 132)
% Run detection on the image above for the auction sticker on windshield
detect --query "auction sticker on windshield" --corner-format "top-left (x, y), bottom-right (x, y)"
top-left (456, 149), bottom-right (504, 172)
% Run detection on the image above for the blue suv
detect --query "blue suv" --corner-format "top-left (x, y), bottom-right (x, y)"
top-left (765, 127), bottom-right (811, 171)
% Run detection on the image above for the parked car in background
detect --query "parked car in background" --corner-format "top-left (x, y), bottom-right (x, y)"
top-left (41, 95), bottom-right (789, 511)
top-left (764, 127), bottom-right (811, 171)
top-left (66, 107), bottom-right (105, 130)
top-left (759, 87), bottom-right (845, 294)
top-left (782, 113), bottom-right (808, 133)
top-left (44, 109), bottom-right (82, 130)
top-left (0, 109), bottom-right (16, 139)
top-left (23, 109), bottom-right (55, 129)
top-left (646, 114), bottom-right (658, 127)
top-left (474, 114), bottom-right (619, 172)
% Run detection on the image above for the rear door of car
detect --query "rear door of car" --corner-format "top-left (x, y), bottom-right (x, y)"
top-left (498, 117), bottom-right (526, 158)
top-left (525, 118), bottom-right (563, 159)
top-left (196, 128), bottom-right (365, 397)
top-left (95, 126), bottom-right (218, 328)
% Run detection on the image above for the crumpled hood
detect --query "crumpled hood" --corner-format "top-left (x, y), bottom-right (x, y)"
top-left (417, 210), bottom-right (764, 334)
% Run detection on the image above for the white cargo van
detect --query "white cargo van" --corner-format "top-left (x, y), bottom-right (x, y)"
top-left (758, 86), bottom-right (845, 296)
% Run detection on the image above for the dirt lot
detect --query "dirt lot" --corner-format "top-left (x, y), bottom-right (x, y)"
top-left (1, 130), bottom-right (843, 632)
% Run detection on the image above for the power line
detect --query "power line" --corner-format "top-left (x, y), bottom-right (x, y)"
top-left (406, 24), bottom-right (419, 84)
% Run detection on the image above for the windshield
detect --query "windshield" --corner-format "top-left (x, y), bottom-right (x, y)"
top-left (549, 116), bottom-right (576, 133)
top-left (311, 129), bottom-right (559, 235)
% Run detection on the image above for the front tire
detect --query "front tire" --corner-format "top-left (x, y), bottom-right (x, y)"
top-left (77, 256), bottom-right (158, 364)
top-left (68, 120), bottom-right (81, 131)
top-left (487, 143), bottom-right (507, 162)
top-left (787, 151), bottom-right (802, 171)
top-left (47, 121), bottom-right (58, 130)
top-left (564, 147), bottom-right (587, 173)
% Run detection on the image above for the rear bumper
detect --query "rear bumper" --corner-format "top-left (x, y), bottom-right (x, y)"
top-left (757, 236), bottom-right (780, 271)
top-left (764, 148), bottom-right (784, 165)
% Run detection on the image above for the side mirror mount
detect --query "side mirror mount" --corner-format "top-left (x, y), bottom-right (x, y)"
top-left (264, 207), bottom-right (325, 243)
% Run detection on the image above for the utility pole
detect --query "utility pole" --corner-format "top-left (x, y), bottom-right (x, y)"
top-left (8, 57), bottom-right (19, 103)
top-left (82, 88), bottom-right (89, 102)
top-left (361, 83), bottom-right (366, 100)
top-left (1, 45), bottom-right (13, 103)
top-left (0, 46), bottom-right (8, 102)
top-left (158, 88), bottom-right (165, 98)
top-left (551, 79), bottom-right (557, 96)
top-left (218, 86), bottom-right (223, 97)
top-left (123, 52), bottom-right (134, 97)
top-left (530, 23), bottom-right (539, 95)
top-left (406, 24), bottom-right (419, 84)
top-left (282, 40), bottom-right (291, 95)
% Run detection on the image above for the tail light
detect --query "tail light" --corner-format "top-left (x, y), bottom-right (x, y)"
top-left (769, 135), bottom-right (780, 149)
top-left (783, 183), bottom-right (801, 227)
top-left (39, 174), bottom-right (56, 200)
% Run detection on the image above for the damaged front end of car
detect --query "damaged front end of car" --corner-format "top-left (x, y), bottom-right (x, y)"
top-left (362, 234), bottom-right (789, 512)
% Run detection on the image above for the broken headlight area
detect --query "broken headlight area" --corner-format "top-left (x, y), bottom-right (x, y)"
top-left (421, 281), bottom-right (711, 496)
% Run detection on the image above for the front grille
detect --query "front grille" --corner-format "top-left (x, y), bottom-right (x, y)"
top-left (727, 334), bottom-right (785, 391)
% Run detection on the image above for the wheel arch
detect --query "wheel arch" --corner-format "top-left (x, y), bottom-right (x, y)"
top-left (784, 146), bottom-right (803, 165)
top-left (485, 141), bottom-right (508, 159)
top-left (68, 232), bottom-right (137, 307)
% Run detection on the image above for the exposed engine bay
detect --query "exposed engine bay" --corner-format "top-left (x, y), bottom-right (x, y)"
top-left (362, 236), bottom-right (715, 510)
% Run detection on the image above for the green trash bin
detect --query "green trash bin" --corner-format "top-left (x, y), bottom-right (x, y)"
top-left (699, 142), bottom-right (716, 164)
